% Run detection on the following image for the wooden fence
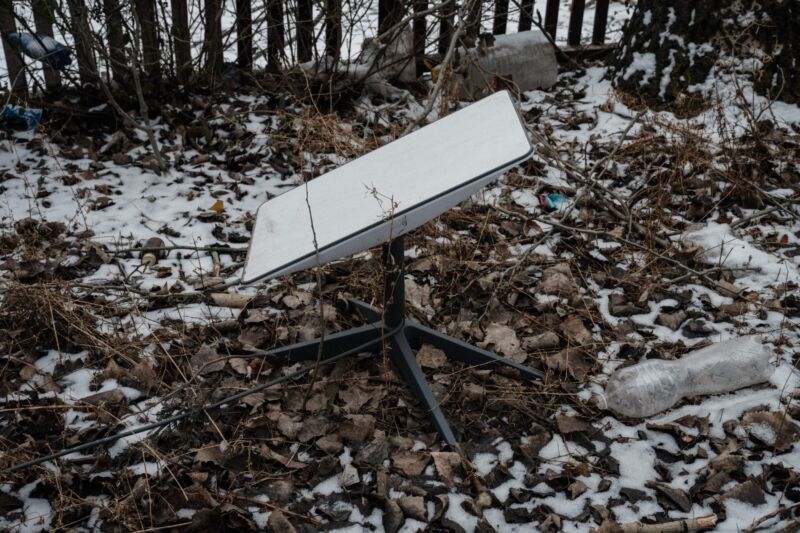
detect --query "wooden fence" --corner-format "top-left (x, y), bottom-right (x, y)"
top-left (0, 0), bottom-right (614, 99)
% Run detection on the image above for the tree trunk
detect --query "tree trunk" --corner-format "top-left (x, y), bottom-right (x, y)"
top-left (438, 3), bottom-right (454, 56)
top-left (752, 1), bottom-right (800, 104)
top-left (413, 0), bottom-right (426, 75)
top-left (133, 0), bottom-right (161, 80)
top-left (0, 0), bottom-right (26, 97)
top-left (204, 0), bottom-right (224, 79)
top-left (266, 0), bottom-right (284, 69)
top-left (378, 0), bottom-right (404, 35)
top-left (236, 0), bottom-right (252, 69)
top-left (517, 0), bottom-right (533, 32)
top-left (493, 0), bottom-right (508, 35)
top-left (612, 0), bottom-right (800, 107)
top-left (33, 0), bottom-right (62, 91)
top-left (464, 0), bottom-right (482, 45)
top-left (101, 0), bottom-right (127, 85)
top-left (171, 0), bottom-right (192, 82)
top-left (325, 0), bottom-right (341, 60)
top-left (296, 0), bottom-right (313, 62)
top-left (66, 0), bottom-right (99, 88)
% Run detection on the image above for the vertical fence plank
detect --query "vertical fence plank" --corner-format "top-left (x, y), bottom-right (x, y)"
top-left (437, 3), bottom-right (454, 56)
top-left (296, 0), bottom-right (313, 62)
top-left (378, 0), bottom-right (404, 35)
top-left (32, 0), bottom-right (61, 90)
top-left (101, 0), bottom-right (127, 84)
top-left (325, 0), bottom-right (342, 59)
top-left (517, 0), bottom-right (533, 31)
top-left (465, 0), bottom-right (482, 43)
top-left (543, 0), bottom-right (558, 39)
top-left (413, 0), bottom-right (426, 75)
top-left (171, 0), bottom-right (192, 82)
top-left (67, 0), bottom-right (99, 88)
top-left (567, 0), bottom-right (585, 45)
top-left (493, 0), bottom-right (508, 35)
top-left (0, 0), bottom-right (26, 97)
top-left (204, 0), bottom-right (224, 76)
top-left (236, 0), bottom-right (252, 68)
top-left (133, 0), bottom-right (161, 79)
top-left (266, 0), bottom-right (284, 68)
top-left (592, 0), bottom-right (609, 44)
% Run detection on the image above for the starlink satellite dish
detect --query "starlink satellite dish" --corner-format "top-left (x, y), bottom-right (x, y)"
top-left (242, 90), bottom-right (543, 446)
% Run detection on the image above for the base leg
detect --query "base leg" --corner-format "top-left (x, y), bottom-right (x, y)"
top-left (268, 322), bottom-right (386, 362)
top-left (391, 328), bottom-right (457, 446)
top-left (405, 322), bottom-right (544, 381)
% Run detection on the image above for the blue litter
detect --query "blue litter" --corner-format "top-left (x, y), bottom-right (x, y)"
top-left (539, 192), bottom-right (568, 210)
top-left (7, 32), bottom-right (71, 70)
top-left (0, 105), bottom-right (43, 130)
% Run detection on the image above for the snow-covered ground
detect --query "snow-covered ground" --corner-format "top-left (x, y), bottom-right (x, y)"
top-left (2, 11), bottom-right (800, 533)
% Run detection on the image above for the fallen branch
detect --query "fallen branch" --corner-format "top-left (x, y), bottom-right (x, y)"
top-left (209, 292), bottom-right (254, 308)
top-left (744, 501), bottom-right (800, 532)
top-left (599, 514), bottom-right (717, 533)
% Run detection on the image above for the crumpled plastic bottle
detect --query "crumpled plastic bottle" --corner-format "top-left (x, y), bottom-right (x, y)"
top-left (0, 105), bottom-right (42, 130)
top-left (7, 32), bottom-right (72, 70)
top-left (140, 237), bottom-right (166, 268)
top-left (539, 192), bottom-right (568, 211)
top-left (601, 335), bottom-right (773, 418)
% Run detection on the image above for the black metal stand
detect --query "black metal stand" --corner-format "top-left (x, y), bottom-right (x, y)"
top-left (269, 235), bottom-right (544, 446)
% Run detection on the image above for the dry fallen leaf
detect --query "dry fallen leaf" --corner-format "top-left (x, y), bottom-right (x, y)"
top-left (277, 414), bottom-right (302, 439)
top-left (545, 347), bottom-right (592, 380)
top-left (229, 357), bottom-right (250, 375)
top-left (719, 478), bottom-right (766, 505)
top-left (190, 343), bottom-right (225, 375)
top-left (540, 264), bottom-right (576, 295)
top-left (339, 385), bottom-right (376, 413)
top-left (556, 414), bottom-right (592, 434)
top-left (416, 344), bottom-right (447, 368)
top-left (339, 414), bottom-right (376, 444)
top-left (194, 444), bottom-right (226, 465)
top-left (560, 315), bottom-right (592, 345)
top-left (391, 450), bottom-right (431, 477)
top-left (742, 411), bottom-right (800, 452)
top-left (479, 323), bottom-right (521, 357)
top-left (431, 451), bottom-right (461, 487)
top-left (210, 199), bottom-right (224, 213)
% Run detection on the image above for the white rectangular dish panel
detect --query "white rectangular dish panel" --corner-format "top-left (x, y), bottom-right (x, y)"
top-left (242, 90), bottom-right (532, 284)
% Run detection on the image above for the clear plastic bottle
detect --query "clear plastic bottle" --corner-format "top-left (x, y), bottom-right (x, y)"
top-left (601, 336), bottom-right (774, 418)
